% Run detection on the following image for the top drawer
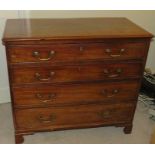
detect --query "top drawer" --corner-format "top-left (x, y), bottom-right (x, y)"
top-left (8, 42), bottom-right (146, 64)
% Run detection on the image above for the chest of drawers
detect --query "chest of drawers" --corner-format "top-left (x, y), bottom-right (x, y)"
top-left (2, 18), bottom-right (153, 143)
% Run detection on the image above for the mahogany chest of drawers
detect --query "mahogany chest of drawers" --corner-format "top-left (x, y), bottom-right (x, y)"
top-left (2, 18), bottom-right (153, 143)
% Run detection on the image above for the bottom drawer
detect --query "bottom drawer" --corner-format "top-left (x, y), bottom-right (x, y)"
top-left (15, 102), bottom-right (135, 131)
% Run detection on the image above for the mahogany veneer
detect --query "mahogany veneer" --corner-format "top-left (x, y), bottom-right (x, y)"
top-left (2, 18), bottom-right (153, 143)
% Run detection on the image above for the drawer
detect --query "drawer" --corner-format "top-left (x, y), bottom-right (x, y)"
top-left (8, 42), bottom-right (146, 63)
top-left (11, 62), bottom-right (142, 85)
top-left (15, 103), bottom-right (135, 130)
top-left (12, 81), bottom-right (140, 108)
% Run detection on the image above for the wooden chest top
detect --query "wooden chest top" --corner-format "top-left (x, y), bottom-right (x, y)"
top-left (2, 18), bottom-right (153, 43)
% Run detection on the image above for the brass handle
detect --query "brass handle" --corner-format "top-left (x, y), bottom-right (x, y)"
top-left (103, 68), bottom-right (122, 78)
top-left (36, 93), bottom-right (56, 103)
top-left (98, 111), bottom-right (111, 118)
top-left (35, 71), bottom-right (55, 81)
top-left (38, 114), bottom-right (56, 123)
top-left (101, 89), bottom-right (119, 98)
top-left (33, 50), bottom-right (55, 61)
top-left (105, 48), bottom-right (125, 57)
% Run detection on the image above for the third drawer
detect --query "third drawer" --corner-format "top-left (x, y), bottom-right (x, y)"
top-left (12, 80), bottom-right (140, 108)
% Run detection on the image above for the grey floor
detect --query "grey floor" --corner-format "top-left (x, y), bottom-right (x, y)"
top-left (0, 102), bottom-right (155, 144)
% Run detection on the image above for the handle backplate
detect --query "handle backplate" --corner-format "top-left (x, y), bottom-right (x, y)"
top-left (36, 93), bottom-right (56, 103)
top-left (38, 114), bottom-right (56, 123)
top-left (105, 48), bottom-right (125, 57)
top-left (103, 68), bottom-right (122, 78)
top-left (35, 71), bottom-right (55, 81)
top-left (101, 89), bottom-right (119, 98)
top-left (33, 50), bottom-right (55, 61)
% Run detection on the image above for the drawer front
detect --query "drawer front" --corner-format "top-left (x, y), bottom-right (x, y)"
top-left (12, 81), bottom-right (140, 107)
top-left (15, 103), bottom-right (135, 130)
top-left (11, 62), bottom-right (142, 85)
top-left (8, 42), bottom-right (146, 63)
top-left (11, 63), bottom-right (142, 84)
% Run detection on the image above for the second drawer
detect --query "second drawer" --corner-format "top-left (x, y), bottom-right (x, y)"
top-left (12, 81), bottom-right (140, 107)
top-left (10, 62), bottom-right (142, 85)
